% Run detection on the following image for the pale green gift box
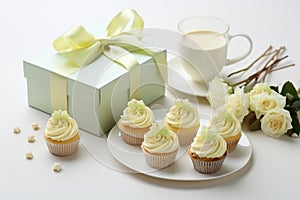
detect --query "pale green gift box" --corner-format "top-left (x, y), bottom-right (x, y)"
top-left (23, 49), bottom-right (167, 136)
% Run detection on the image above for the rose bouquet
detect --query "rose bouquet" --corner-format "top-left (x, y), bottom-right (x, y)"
top-left (208, 46), bottom-right (299, 138)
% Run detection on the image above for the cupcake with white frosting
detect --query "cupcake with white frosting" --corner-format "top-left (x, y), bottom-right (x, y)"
top-left (141, 123), bottom-right (179, 169)
top-left (117, 99), bottom-right (154, 145)
top-left (164, 99), bottom-right (200, 145)
top-left (188, 126), bottom-right (227, 174)
top-left (209, 109), bottom-right (242, 153)
top-left (44, 110), bottom-right (80, 156)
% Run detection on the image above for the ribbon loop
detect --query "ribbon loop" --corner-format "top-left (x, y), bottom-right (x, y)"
top-left (53, 25), bottom-right (96, 53)
top-left (53, 9), bottom-right (144, 69)
top-left (105, 8), bottom-right (144, 37)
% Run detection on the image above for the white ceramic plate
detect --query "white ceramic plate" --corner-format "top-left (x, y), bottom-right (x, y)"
top-left (107, 109), bottom-right (252, 181)
top-left (167, 56), bottom-right (209, 97)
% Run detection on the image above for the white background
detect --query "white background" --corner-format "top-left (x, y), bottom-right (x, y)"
top-left (1, 0), bottom-right (300, 199)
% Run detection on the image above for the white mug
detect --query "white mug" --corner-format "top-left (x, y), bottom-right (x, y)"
top-left (178, 16), bottom-right (253, 84)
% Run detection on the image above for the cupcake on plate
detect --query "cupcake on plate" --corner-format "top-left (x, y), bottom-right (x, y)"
top-left (44, 110), bottom-right (80, 157)
top-left (117, 99), bottom-right (154, 146)
top-left (141, 123), bottom-right (179, 169)
top-left (209, 109), bottom-right (242, 153)
top-left (188, 126), bottom-right (227, 174)
top-left (163, 99), bottom-right (200, 145)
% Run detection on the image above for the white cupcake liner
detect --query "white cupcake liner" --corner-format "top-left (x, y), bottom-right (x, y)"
top-left (191, 156), bottom-right (226, 174)
top-left (143, 149), bottom-right (178, 169)
top-left (177, 130), bottom-right (197, 146)
top-left (120, 131), bottom-right (144, 146)
top-left (45, 139), bottom-right (79, 157)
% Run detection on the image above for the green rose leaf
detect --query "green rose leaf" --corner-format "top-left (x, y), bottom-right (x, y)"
top-left (292, 100), bottom-right (300, 112)
top-left (270, 85), bottom-right (279, 93)
top-left (281, 81), bottom-right (298, 98)
top-left (289, 110), bottom-right (300, 133)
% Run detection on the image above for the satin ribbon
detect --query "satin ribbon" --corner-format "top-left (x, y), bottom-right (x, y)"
top-left (50, 9), bottom-right (165, 112)
top-left (53, 8), bottom-right (145, 69)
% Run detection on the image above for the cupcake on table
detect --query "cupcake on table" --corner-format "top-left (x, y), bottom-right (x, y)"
top-left (117, 99), bottom-right (154, 146)
top-left (209, 109), bottom-right (242, 153)
top-left (188, 126), bottom-right (227, 174)
top-left (44, 110), bottom-right (80, 157)
top-left (164, 99), bottom-right (200, 146)
top-left (141, 123), bottom-right (179, 169)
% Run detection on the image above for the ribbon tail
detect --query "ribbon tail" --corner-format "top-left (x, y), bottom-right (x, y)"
top-left (103, 45), bottom-right (140, 99)
top-left (50, 60), bottom-right (80, 112)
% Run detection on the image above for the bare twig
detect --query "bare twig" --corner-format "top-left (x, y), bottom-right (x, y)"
top-left (229, 45), bottom-right (295, 88)
top-left (270, 64), bottom-right (295, 72)
top-left (228, 45), bottom-right (273, 78)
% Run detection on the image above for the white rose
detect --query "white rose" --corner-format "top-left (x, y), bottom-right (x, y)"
top-left (207, 77), bottom-right (230, 109)
top-left (225, 87), bottom-right (249, 122)
top-left (249, 83), bottom-right (273, 100)
top-left (261, 108), bottom-right (292, 138)
top-left (250, 91), bottom-right (286, 118)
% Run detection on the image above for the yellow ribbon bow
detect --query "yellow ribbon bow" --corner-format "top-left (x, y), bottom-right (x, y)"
top-left (53, 8), bottom-right (146, 70)
top-left (49, 9), bottom-right (167, 113)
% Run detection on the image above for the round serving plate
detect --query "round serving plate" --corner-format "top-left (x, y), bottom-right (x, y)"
top-left (107, 110), bottom-right (252, 181)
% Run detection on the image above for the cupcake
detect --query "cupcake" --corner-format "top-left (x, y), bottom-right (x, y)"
top-left (188, 126), bottom-right (227, 174)
top-left (141, 123), bottom-right (179, 169)
top-left (209, 109), bottom-right (242, 153)
top-left (164, 99), bottom-right (200, 145)
top-left (117, 99), bottom-right (154, 145)
top-left (44, 110), bottom-right (80, 157)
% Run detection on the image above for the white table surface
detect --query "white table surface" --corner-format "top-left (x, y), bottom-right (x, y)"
top-left (1, 0), bottom-right (300, 199)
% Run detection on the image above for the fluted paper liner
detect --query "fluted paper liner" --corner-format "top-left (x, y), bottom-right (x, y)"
top-left (45, 139), bottom-right (79, 157)
top-left (142, 147), bottom-right (178, 169)
top-left (44, 131), bottom-right (80, 157)
top-left (189, 149), bottom-right (227, 174)
top-left (164, 119), bottom-right (200, 146)
top-left (117, 120), bottom-right (151, 146)
top-left (176, 128), bottom-right (198, 146)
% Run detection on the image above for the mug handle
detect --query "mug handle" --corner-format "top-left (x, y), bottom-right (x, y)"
top-left (226, 33), bottom-right (253, 65)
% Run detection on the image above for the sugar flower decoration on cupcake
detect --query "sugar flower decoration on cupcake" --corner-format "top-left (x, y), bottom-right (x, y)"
top-left (52, 110), bottom-right (69, 122)
top-left (120, 99), bottom-right (154, 128)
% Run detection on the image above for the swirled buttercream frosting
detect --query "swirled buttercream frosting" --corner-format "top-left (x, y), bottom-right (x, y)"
top-left (45, 110), bottom-right (79, 142)
top-left (190, 126), bottom-right (227, 158)
top-left (165, 99), bottom-right (200, 128)
top-left (209, 110), bottom-right (241, 138)
top-left (142, 123), bottom-right (179, 154)
top-left (120, 99), bottom-right (154, 128)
